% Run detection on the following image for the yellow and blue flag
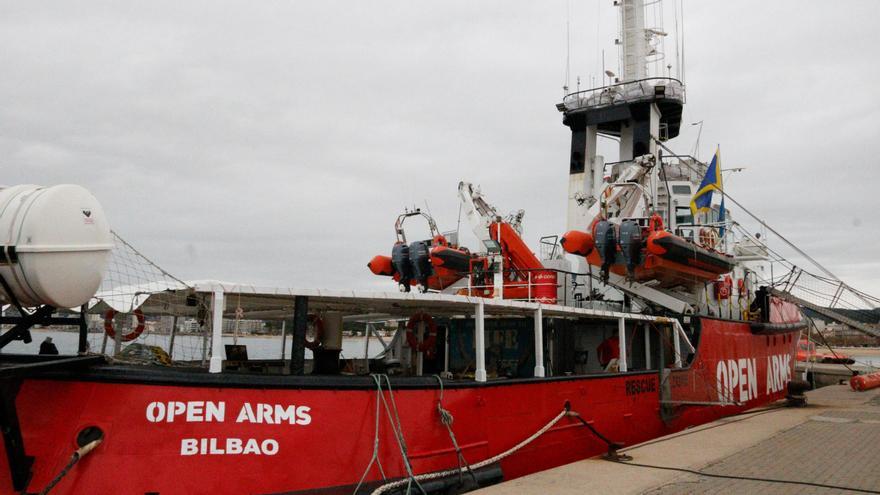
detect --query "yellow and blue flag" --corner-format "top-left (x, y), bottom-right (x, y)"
top-left (690, 148), bottom-right (721, 215)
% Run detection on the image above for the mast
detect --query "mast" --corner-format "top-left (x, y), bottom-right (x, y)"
top-left (620, 0), bottom-right (648, 82)
top-left (558, 0), bottom-right (684, 231)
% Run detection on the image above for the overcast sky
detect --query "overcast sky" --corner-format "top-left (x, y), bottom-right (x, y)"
top-left (2, 1), bottom-right (879, 297)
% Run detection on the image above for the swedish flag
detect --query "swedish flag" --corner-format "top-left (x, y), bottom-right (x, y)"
top-left (690, 148), bottom-right (721, 215)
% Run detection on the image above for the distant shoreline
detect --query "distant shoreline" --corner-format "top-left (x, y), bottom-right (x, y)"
top-left (831, 346), bottom-right (880, 357)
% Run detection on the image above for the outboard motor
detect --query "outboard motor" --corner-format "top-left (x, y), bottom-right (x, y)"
top-left (391, 242), bottom-right (413, 292)
top-left (594, 220), bottom-right (617, 283)
top-left (618, 219), bottom-right (643, 280)
top-left (409, 240), bottom-right (432, 293)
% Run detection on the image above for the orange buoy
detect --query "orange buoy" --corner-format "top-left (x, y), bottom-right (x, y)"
top-left (367, 255), bottom-right (395, 276)
top-left (560, 230), bottom-right (594, 256)
top-left (850, 372), bottom-right (880, 392)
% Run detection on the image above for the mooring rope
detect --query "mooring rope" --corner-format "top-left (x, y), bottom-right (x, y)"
top-left (352, 376), bottom-right (389, 494)
top-left (433, 375), bottom-right (477, 487)
top-left (369, 406), bottom-right (569, 495)
top-left (38, 435), bottom-right (103, 495)
top-left (368, 374), bottom-right (426, 495)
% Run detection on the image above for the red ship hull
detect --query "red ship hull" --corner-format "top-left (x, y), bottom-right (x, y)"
top-left (0, 318), bottom-right (797, 494)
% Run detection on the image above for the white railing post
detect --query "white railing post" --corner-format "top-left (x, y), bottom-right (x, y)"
top-left (493, 254), bottom-right (504, 300)
top-left (528, 272), bottom-right (532, 301)
top-left (534, 305), bottom-right (545, 377)
top-left (475, 299), bottom-right (487, 382)
top-left (209, 289), bottom-right (225, 373)
top-left (644, 322), bottom-right (651, 369)
top-left (618, 317), bottom-right (628, 372)
top-left (673, 322), bottom-right (683, 368)
top-left (279, 321), bottom-right (287, 360)
top-left (363, 323), bottom-right (372, 360)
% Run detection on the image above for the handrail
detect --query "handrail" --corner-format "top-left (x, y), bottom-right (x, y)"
top-left (560, 77), bottom-right (685, 112)
top-left (562, 76), bottom-right (684, 101)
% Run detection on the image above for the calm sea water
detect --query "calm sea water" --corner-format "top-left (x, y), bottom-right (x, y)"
top-left (849, 355), bottom-right (880, 369)
top-left (2, 328), bottom-right (388, 361)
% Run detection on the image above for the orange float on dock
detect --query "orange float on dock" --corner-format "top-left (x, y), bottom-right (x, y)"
top-left (850, 372), bottom-right (880, 392)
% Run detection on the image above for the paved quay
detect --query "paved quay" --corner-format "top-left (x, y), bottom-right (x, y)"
top-left (478, 384), bottom-right (880, 494)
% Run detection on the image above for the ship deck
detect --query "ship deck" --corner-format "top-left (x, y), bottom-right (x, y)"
top-left (477, 383), bottom-right (880, 494)
top-left (149, 280), bottom-right (680, 322)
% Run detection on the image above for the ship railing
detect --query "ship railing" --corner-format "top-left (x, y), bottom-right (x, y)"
top-left (674, 221), bottom-right (732, 253)
top-left (558, 77), bottom-right (685, 113)
top-left (455, 289), bottom-right (694, 382)
top-left (174, 281), bottom-right (697, 386)
top-left (460, 267), bottom-right (583, 307)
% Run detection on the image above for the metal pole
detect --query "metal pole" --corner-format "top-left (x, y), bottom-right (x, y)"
top-left (805, 319), bottom-right (812, 382)
top-left (290, 296), bottom-right (308, 375)
top-left (168, 315), bottom-right (178, 359)
top-left (534, 305), bottom-right (545, 377)
top-left (475, 300), bottom-right (486, 382)
top-left (644, 322), bottom-right (651, 369)
top-left (363, 323), bottom-right (372, 360)
top-left (208, 289), bottom-right (224, 373)
top-left (280, 321), bottom-right (287, 360)
top-left (77, 304), bottom-right (88, 354)
top-left (618, 317), bottom-right (628, 372)
top-left (673, 323), bottom-right (682, 368)
top-left (200, 314), bottom-right (208, 366)
top-left (113, 312), bottom-right (122, 357)
top-left (528, 272), bottom-right (532, 302)
top-left (416, 321), bottom-right (424, 376)
top-left (443, 325), bottom-right (450, 375)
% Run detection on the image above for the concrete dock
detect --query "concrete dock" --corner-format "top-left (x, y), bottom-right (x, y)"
top-left (478, 384), bottom-right (880, 494)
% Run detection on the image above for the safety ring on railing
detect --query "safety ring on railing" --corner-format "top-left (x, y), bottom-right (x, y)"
top-left (104, 309), bottom-right (146, 342)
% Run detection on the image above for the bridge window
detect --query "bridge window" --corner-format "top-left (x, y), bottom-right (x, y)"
top-left (675, 207), bottom-right (693, 226)
top-left (671, 185), bottom-right (691, 195)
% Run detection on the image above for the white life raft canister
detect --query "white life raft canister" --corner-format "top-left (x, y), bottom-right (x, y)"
top-left (0, 184), bottom-right (112, 308)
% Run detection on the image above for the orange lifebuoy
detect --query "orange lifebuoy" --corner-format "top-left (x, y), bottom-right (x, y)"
top-left (406, 313), bottom-right (438, 357)
top-left (104, 309), bottom-right (146, 342)
top-left (714, 275), bottom-right (733, 300)
top-left (304, 314), bottom-right (324, 350)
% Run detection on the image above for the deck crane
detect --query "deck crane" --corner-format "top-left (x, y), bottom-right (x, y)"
top-left (457, 182), bottom-right (556, 302)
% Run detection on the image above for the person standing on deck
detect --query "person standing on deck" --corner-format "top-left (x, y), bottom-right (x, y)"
top-left (39, 336), bottom-right (59, 355)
